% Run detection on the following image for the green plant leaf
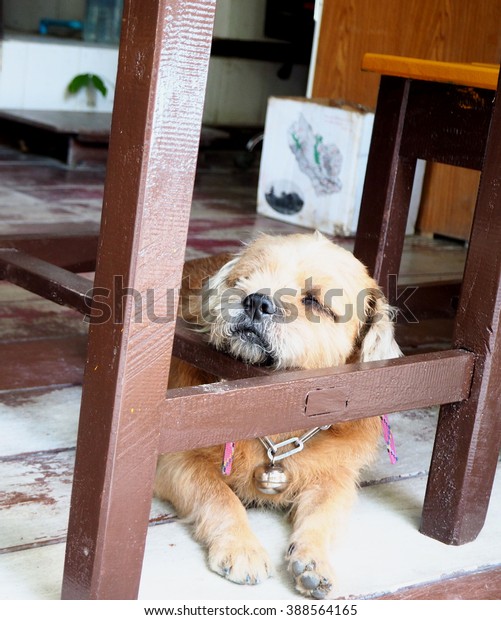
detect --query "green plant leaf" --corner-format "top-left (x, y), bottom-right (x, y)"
top-left (91, 74), bottom-right (108, 97)
top-left (67, 73), bottom-right (92, 94)
top-left (67, 73), bottom-right (108, 98)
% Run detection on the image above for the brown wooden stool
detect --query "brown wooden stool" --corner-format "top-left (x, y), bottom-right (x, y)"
top-left (0, 3), bottom-right (498, 599)
top-left (355, 54), bottom-right (501, 545)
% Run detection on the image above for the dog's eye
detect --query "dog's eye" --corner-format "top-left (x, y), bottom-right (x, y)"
top-left (302, 292), bottom-right (337, 321)
top-left (302, 292), bottom-right (322, 309)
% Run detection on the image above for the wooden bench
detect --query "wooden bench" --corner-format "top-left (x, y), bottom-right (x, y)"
top-left (0, 109), bottom-right (111, 166)
top-left (0, 109), bottom-right (230, 166)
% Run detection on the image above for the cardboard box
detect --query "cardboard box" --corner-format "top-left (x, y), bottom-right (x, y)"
top-left (257, 97), bottom-right (422, 236)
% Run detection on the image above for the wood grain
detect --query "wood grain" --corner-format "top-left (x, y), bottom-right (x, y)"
top-left (421, 63), bottom-right (501, 544)
top-left (312, 0), bottom-right (501, 241)
top-left (362, 53), bottom-right (499, 90)
top-left (160, 350), bottom-right (474, 452)
top-left (378, 566), bottom-right (501, 600)
top-left (0, 250), bottom-right (93, 315)
top-left (62, 0), bottom-right (218, 600)
top-left (0, 449), bottom-right (176, 555)
top-left (313, 0), bottom-right (501, 108)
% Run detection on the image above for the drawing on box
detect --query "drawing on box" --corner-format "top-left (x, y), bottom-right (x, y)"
top-left (265, 180), bottom-right (304, 215)
top-left (288, 114), bottom-right (343, 195)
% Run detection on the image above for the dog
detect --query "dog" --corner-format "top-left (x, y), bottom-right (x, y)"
top-left (155, 232), bottom-right (401, 598)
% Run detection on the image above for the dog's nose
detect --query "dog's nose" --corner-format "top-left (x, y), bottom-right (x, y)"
top-left (243, 293), bottom-right (276, 321)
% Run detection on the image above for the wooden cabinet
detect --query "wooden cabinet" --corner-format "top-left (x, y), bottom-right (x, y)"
top-left (311, 0), bottom-right (501, 240)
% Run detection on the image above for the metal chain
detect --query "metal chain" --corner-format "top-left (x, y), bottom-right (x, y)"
top-left (258, 425), bottom-right (331, 464)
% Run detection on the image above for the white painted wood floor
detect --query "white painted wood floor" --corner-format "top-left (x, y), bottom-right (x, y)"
top-left (1, 382), bottom-right (500, 600)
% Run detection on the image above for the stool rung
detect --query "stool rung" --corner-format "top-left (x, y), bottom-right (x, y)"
top-left (161, 349), bottom-right (475, 452)
top-left (0, 249), bottom-right (93, 314)
top-left (173, 319), bottom-right (273, 380)
top-left (0, 223), bottom-right (98, 271)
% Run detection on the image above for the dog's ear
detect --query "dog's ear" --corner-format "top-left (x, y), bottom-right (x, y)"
top-left (199, 256), bottom-right (239, 328)
top-left (357, 291), bottom-right (402, 362)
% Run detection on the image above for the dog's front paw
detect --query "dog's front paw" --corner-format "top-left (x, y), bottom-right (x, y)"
top-left (208, 539), bottom-right (272, 585)
top-left (287, 544), bottom-right (335, 599)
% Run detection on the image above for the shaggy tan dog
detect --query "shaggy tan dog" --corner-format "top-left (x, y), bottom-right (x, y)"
top-left (155, 232), bottom-right (401, 598)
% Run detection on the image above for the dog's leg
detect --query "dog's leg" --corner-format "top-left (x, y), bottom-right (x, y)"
top-left (155, 453), bottom-right (272, 585)
top-left (286, 480), bottom-right (357, 599)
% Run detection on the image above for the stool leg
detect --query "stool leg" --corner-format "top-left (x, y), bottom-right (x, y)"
top-left (354, 76), bottom-right (417, 292)
top-left (421, 79), bottom-right (501, 544)
top-left (62, 0), bottom-right (216, 599)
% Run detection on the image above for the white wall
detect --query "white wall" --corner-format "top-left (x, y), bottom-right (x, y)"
top-left (0, 36), bottom-right (118, 111)
top-left (0, 1), bottom-right (310, 124)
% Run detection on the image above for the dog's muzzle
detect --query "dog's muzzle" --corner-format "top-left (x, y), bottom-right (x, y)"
top-left (242, 293), bottom-right (277, 321)
top-left (228, 293), bottom-right (278, 365)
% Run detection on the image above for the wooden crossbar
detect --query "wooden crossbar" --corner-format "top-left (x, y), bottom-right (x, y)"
top-left (0, 223), bottom-right (98, 271)
top-left (173, 320), bottom-right (273, 379)
top-left (0, 249), bottom-right (93, 314)
top-left (362, 53), bottom-right (499, 90)
top-left (0, 247), bottom-right (465, 391)
top-left (160, 349), bottom-right (475, 453)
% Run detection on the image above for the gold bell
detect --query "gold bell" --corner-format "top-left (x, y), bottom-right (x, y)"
top-left (253, 463), bottom-right (289, 495)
